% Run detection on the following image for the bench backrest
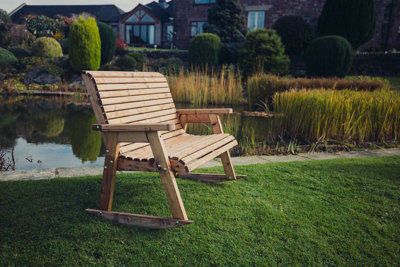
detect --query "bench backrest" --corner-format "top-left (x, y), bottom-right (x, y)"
top-left (82, 71), bottom-right (180, 125)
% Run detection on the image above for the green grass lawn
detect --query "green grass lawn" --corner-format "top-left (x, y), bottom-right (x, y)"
top-left (383, 76), bottom-right (400, 90)
top-left (1, 156), bottom-right (399, 265)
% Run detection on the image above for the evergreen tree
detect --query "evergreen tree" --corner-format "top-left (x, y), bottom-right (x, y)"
top-left (317, 0), bottom-right (376, 49)
top-left (204, 0), bottom-right (247, 64)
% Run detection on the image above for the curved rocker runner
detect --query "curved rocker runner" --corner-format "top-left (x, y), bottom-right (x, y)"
top-left (82, 71), bottom-right (244, 229)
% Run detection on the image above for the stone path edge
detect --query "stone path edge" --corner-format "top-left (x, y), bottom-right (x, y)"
top-left (1, 148), bottom-right (400, 181)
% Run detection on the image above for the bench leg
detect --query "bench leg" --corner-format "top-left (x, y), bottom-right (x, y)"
top-left (99, 132), bottom-right (120, 211)
top-left (209, 114), bottom-right (237, 180)
top-left (147, 131), bottom-right (188, 220)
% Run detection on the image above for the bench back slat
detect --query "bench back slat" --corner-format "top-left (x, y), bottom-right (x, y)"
top-left (82, 71), bottom-right (185, 147)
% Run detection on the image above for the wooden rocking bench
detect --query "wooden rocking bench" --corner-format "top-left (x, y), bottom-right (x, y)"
top-left (82, 71), bottom-right (244, 229)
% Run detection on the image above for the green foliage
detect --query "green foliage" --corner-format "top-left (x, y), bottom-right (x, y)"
top-left (8, 46), bottom-right (31, 59)
top-left (97, 21), bottom-right (116, 65)
top-left (272, 15), bottom-right (313, 56)
top-left (25, 15), bottom-right (60, 37)
top-left (317, 0), bottom-right (377, 49)
top-left (68, 17), bottom-right (101, 72)
top-left (189, 33), bottom-right (221, 68)
top-left (58, 38), bottom-right (68, 54)
top-left (115, 52), bottom-right (147, 71)
top-left (305, 35), bottom-right (354, 78)
top-left (69, 111), bottom-right (101, 163)
top-left (149, 57), bottom-right (185, 74)
top-left (0, 47), bottom-right (18, 66)
top-left (19, 56), bottom-right (66, 76)
top-left (0, 8), bottom-right (10, 24)
top-left (204, 0), bottom-right (247, 64)
top-left (31, 37), bottom-right (63, 58)
top-left (275, 89), bottom-right (400, 143)
top-left (239, 29), bottom-right (290, 78)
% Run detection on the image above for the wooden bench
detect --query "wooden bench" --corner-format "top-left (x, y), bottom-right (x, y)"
top-left (82, 71), bottom-right (244, 229)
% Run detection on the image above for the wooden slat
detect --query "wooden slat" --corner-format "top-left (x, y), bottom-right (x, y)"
top-left (102, 98), bottom-right (174, 112)
top-left (101, 93), bottom-right (172, 106)
top-left (85, 209), bottom-right (193, 229)
top-left (105, 103), bottom-right (176, 120)
top-left (98, 87), bottom-right (170, 98)
top-left (182, 114), bottom-right (211, 123)
top-left (94, 77), bottom-right (167, 84)
top-left (117, 157), bottom-right (157, 171)
top-left (176, 108), bottom-right (233, 115)
top-left (107, 110), bottom-right (177, 124)
top-left (177, 173), bottom-right (246, 183)
top-left (97, 82), bottom-right (168, 91)
top-left (87, 71), bottom-right (164, 78)
top-left (94, 123), bottom-right (175, 132)
top-left (184, 140), bottom-right (238, 174)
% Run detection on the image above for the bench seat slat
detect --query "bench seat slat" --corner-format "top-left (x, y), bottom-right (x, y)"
top-left (101, 93), bottom-right (172, 106)
top-left (87, 71), bottom-right (164, 78)
top-left (94, 77), bottom-right (167, 84)
top-left (106, 102), bottom-right (176, 120)
top-left (98, 88), bottom-right (170, 98)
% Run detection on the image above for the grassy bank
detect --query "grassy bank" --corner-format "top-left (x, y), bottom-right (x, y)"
top-left (1, 156), bottom-right (399, 265)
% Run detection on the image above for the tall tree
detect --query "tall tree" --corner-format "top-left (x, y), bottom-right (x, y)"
top-left (317, 0), bottom-right (376, 49)
top-left (204, 0), bottom-right (247, 64)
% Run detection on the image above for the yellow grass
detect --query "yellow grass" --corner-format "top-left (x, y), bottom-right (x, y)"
top-left (167, 68), bottom-right (244, 106)
top-left (274, 88), bottom-right (400, 142)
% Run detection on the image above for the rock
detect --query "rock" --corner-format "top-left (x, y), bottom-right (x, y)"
top-left (68, 75), bottom-right (84, 90)
top-left (33, 72), bottom-right (61, 85)
top-left (24, 67), bottom-right (43, 85)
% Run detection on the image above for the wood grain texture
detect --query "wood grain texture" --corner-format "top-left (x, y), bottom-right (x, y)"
top-left (86, 209), bottom-right (193, 229)
top-left (93, 123), bottom-right (175, 132)
top-left (176, 108), bottom-right (233, 114)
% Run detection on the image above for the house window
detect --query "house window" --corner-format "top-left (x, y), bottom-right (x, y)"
top-left (195, 0), bottom-right (216, 4)
top-left (126, 10), bottom-right (155, 23)
top-left (126, 24), bottom-right (155, 45)
top-left (167, 25), bottom-right (174, 41)
top-left (248, 11), bottom-right (265, 30)
top-left (190, 21), bottom-right (206, 37)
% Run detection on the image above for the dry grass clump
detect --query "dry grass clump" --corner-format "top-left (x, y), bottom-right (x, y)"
top-left (274, 88), bottom-right (400, 143)
top-left (167, 68), bottom-right (244, 106)
top-left (247, 74), bottom-right (391, 109)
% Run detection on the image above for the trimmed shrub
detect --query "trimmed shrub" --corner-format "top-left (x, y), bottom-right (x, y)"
top-left (305, 35), bottom-right (354, 78)
top-left (272, 15), bottom-right (313, 56)
top-left (8, 46), bottom-right (31, 59)
top-left (149, 57), bottom-right (185, 74)
top-left (239, 29), bottom-right (289, 78)
top-left (116, 39), bottom-right (127, 55)
top-left (0, 47), bottom-right (18, 66)
top-left (32, 37), bottom-right (63, 58)
top-left (69, 16), bottom-right (101, 72)
top-left (115, 52), bottom-right (147, 71)
top-left (189, 33), bottom-right (221, 68)
top-left (97, 21), bottom-right (117, 65)
top-left (317, 0), bottom-right (376, 49)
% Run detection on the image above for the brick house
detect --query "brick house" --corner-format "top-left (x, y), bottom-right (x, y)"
top-left (173, 0), bottom-right (400, 51)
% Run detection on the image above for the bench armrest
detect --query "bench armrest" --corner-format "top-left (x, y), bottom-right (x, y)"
top-left (93, 123), bottom-right (175, 132)
top-left (176, 108), bottom-right (232, 115)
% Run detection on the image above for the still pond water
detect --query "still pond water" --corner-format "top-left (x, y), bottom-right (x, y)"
top-left (0, 96), bottom-right (278, 170)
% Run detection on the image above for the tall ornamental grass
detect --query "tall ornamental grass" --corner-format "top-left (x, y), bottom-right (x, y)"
top-left (168, 68), bottom-right (244, 106)
top-left (247, 73), bottom-right (391, 110)
top-left (274, 89), bottom-right (400, 143)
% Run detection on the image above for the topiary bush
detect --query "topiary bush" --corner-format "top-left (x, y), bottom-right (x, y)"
top-left (68, 16), bottom-right (101, 72)
top-left (305, 35), bottom-right (354, 78)
top-left (272, 15), bottom-right (313, 56)
top-left (97, 21), bottom-right (117, 65)
top-left (188, 33), bottom-right (221, 68)
top-left (58, 38), bottom-right (68, 54)
top-left (32, 37), bottom-right (63, 58)
top-left (8, 46), bottom-right (31, 59)
top-left (0, 47), bottom-right (18, 66)
top-left (317, 0), bottom-right (376, 49)
top-left (115, 52), bottom-right (147, 71)
top-left (239, 29), bottom-right (290, 78)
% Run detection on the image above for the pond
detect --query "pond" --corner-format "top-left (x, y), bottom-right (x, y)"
top-left (0, 96), bottom-right (278, 171)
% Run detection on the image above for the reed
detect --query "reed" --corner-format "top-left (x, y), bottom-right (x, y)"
top-left (167, 67), bottom-right (244, 106)
top-left (247, 73), bottom-right (391, 110)
top-left (274, 88), bottom-right (400, 143)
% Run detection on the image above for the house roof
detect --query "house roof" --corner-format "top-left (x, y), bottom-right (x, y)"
top-left (10, 3), bottom-right (124, 23)
top-left (110, 1), bottom-right (173, 23)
